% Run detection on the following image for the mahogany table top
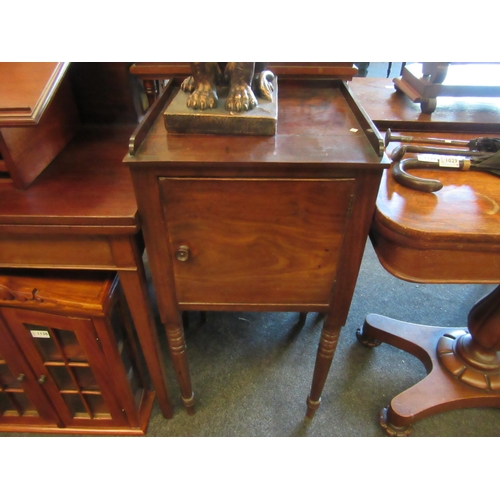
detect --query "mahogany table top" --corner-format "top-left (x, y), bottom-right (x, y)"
top-left (373, 132), bottom-right (500, 284)
top-left (348, 77), bottom-right (500, 134)
top-left (127, 79), bottom-right (388, 169)
top-left (376, 161), bottom-right (500, 248)
top-left (0, 125), bottom-right (138, 232)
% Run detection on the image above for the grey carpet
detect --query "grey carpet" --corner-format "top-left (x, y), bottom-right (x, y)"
top-left (145, 240), bottom-right (499, 437)
top-left (2, 240), bottom-right (498, 438)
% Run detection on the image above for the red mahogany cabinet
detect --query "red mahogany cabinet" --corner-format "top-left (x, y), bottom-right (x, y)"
top-left (0, 271), bottom-right (154, 435)
top-left (125, 78), bottom-right (388, 416)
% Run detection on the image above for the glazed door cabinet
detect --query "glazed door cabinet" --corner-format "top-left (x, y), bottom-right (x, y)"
top-left (0, 314), bottom-right (63, 429)
top-left (0, 309), bottom-right (129, 430)
top-left (0, 272), bottom-right (154, 435)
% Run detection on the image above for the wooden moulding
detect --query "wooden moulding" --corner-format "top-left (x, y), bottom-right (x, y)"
top-left (0, 63), bottom-right (80, 189)
top-left (129, 62), bottom-right (358, 80)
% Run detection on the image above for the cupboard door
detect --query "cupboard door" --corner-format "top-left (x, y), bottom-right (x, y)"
top-left (160, 178), bottom-right (355, 308)
top-left (0, 315), bottom-right (63, 427)
top-left (0, 308), bottom-right (128, 428)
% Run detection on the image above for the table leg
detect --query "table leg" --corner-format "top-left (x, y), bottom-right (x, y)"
top-left (357, 285), bottom-right (500, 436)
top-left (164, 321), bottom-right (195, 415)
top-left (306, 319), bottom-right (342, 418)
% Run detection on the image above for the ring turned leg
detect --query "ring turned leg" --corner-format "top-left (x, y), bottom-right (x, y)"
top-left (358, 285), bottom-right (500, 436)
top-left (165, 323), bottom-right (195, 415)
top-left (306, 323), bottom-right (341, 418)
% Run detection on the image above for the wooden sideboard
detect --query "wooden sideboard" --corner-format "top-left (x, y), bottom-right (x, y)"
top-left (125, 78), bottom-right (389, 416)
top-left (0, 64), bottom-right (174, 430)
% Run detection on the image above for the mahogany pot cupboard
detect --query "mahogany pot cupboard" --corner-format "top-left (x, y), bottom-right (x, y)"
top-left (125, 77), bottom-right (389, 416)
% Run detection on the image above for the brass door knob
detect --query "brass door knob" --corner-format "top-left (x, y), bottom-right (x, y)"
top-left (17, 373), bottom-right (26, 382)
top-left (37, 375), bottom-right (47, 385)
top-left (175, 246), bottom-right (190, 262)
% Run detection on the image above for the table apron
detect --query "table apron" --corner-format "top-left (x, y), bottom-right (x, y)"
top-left (0, 233), bottom-right (139, 271)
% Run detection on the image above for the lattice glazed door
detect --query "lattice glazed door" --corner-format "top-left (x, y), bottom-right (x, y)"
top-left (0, 308), bottom-right (129, 429)
top-left (0, 314), bottom-right (63, 428)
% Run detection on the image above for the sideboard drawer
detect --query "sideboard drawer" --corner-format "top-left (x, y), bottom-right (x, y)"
top-left (0, 234), bottom-right (115, 269)
top-left (160, 178), bottom-right (355, 308)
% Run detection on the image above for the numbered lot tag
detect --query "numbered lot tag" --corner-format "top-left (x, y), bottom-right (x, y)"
top-left (30, 329), bottom-right (51, 339)
top-left (417, 154), bottom-right (462, 168)
top-left (438, 156), bottom-right (461, 168)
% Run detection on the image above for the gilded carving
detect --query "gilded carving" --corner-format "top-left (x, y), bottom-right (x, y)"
top-left (181, 62), bottom-right (275, 112)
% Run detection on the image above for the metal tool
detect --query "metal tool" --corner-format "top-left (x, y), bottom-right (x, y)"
top-left (385, 129), bottom-right (500, 152)
top-left (390, 144), bottom-right (493, 163)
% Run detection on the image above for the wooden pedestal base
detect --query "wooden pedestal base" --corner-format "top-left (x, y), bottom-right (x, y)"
top-left (357, 286), bottom-right (500, 436)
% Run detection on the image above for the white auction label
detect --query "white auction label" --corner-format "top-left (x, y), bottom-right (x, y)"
top-left (438, 156), bottom-right (461, 168)
top-left (30, 329), bottom-right (51, 339)
top-left (416, 154), bottom-right (462, 168)
top-left (417, 154), bottom-right (439, 162)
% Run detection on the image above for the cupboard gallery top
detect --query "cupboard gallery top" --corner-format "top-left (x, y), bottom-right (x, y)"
top-left (124, 78), bottom-right (389, 416)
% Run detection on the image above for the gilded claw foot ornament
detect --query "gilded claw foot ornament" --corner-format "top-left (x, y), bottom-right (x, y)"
top-left (186, 82), bottom-right (219, 110)
top-left (226, 83), bottom-right (258, 112)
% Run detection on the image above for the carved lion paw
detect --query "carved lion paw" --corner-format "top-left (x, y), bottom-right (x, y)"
top-left (186, 83), bottom-right (218, 110)
top-left (181, 76), bottom-right (195, 93)
top-left (225, 83), bottom-right (258, 112)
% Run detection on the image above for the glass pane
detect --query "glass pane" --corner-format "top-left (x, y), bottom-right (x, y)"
top-left (0, 363), bottom-right (21, 389)
top-left (0, 392), bottom-right (38, 417)
top-left (120, 345), bottom-right (141, 401)
top-left (54, 329), bottom-right (87, 362)
top-left (85, 394), bottom-right (111, 419)
top-left (24, 323), bottom-right (62, 362)
top-left (110, 307), bottom-right (125, 345)
top-left (62, 394), bottom-right (89, 418)
top-left (0, 392), bottom-right (12, 415)
top-left (112, 302), bottom-right (149, 393)
top-left (72, 366), bottom-right (99, 391)
top-left (47, 366), bottom-right (76, 391)
top-left (24, 325), bottom-right (87, 363)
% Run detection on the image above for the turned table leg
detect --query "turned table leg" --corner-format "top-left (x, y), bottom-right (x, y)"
top-left (306, 315), bottom-right (342, 418)
top-left (164, 320), bottom-right (195, 415)
top-left (357, 285), bottom-right (500, 436)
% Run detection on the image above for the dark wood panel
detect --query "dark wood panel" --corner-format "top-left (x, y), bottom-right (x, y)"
top-left (130, 62), bottom-right (357, 80)
top-left (0, 234), bottom-right (117, 269)
top-left (69, 63), bottom-right (141, 125)
top-left (160, 178), bottom-right (355, 306)
top-left (0, 126), bottom-right (138, 228)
